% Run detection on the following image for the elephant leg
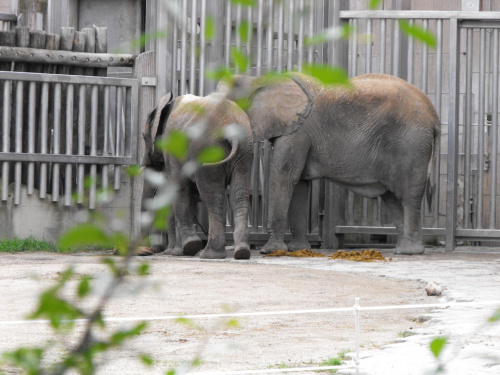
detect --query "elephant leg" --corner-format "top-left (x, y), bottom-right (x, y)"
top-left (287, 180), bottom-right (312, 251)
top-left (261, 136), bottom-right (309, 254)
top-left (174, 182), bottom-right (203, 256)
top-left (380, 191), bottom-right (404, 247)
top-left (197, 168), bottom-right (228, 259)
top-left (163, 211), bottom-right (181, 255)
top-left (229, 160), bottom-right (252, 260)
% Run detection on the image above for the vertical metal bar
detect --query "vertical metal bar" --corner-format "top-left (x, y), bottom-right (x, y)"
top-left (297, 0), bottom-right (304, 71)
top-left (89, 85), bottom-right (98, 209)
top-left (464, 28), bottom-right (473, 229)
top-left (1, 80), bottom-right (11, 202)
top-left (477, 28), bottom-right (486, 229)
top-left (287, 0), bottom-right (294, 71)
top-left (64, 83), bottom-right (74, 206)
top-left (392, 19), bottom-right (400, 77)
top-left (236, 3), bottom-right (242, 50)
top-left (246, 5), bottom-right (253, 59)
top-left (433, 19), bottom-right (443, 228)
top-left (251, 142), bottom-right (260, 230)
top-left (114, 86), bottom-right (123, 190)
top-left (235, 3), bottom-right (242, 73)
top-left (486, 27), bottom-right (492, 117)
top-left (307, 0), bottom-right (314, 64)
top-left (277, 0), bottom-right (284, 73)
top-left (351, 19), bottom-right (358, 76)
top-left (14, 80), bottom-right (23, 205)
top-left (380, 19), bottom-right (386, 74)
top-left (171, 6), bottom-right (179, 97)
top-left (445, 18), bottom-right (460, 252)
top-left (27, 81), bottom-right (35, 195)
top-left (225, 0), bottom-right (232, 67)
top-left (39, 82), bottom-right (49, 199)
top-left (489, 28), bottom-right (498, 229)
top-left (256, 0), bottom-right (263, 75)
top-left (407, 19), bottom-right (414, 85)
top-left (51, 83), bottom-right (61, 202)
top-left (199, 0), bottom-right (206, 96)
top-left (421, 19), bottom-right (429, 94)
top-left (266, 0), bottom-right (274, 72)
top-left (180, 0), bottom-right (188, 95)
top-left (362, 20), bottom-right (370, 74)
top-left (190, 0), bottom-right (197, 94)
top-left (102, 86), bottom-right (109, 192)
top-left (77, 85), bottom-right (86, 203)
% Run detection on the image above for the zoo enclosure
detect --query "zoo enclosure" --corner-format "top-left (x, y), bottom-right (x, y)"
top-left (153, 1), bottom-right (500, 251)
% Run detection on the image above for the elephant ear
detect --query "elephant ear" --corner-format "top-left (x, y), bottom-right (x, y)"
top-left (142, 92), bottom-right (174, 167)
top-left (248, 77), bottom-right (312, 141)
top-left (150, 92), bottom-right (174, 140)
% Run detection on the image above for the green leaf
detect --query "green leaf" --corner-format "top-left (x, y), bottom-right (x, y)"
top-left (58, 223), bottom-right (110, 251)
top-left (166, 370), bottom-right (177, 375)
top-left (489, 308), bottom-right (500, 323)
top-left (429, 337), bottom-right (447, 358)
top-left (138, 262), bottom-right (149, 276)
top-left (130, 31), bottom-right (168, 50)
top-left (206, 66), bottom-right (233, 82)
top-left (29, 287), bottom-right (83, 329)
top-left (126, 165), bottom-right (143, 178)
top-left (238, 20), bottom-right (250, 43)
top-left (369, 0), bottom-right (383, 9)
top-left (229, 0), bottom-right (257, 6)
top-left (156, 130), bottom-right (189, 160)
top-left (399, 20), bottom-right (437, 48)
top-left (77, 276), bottom-right (92, 298)
top-left (140, 354), bottom-right (154, 367)
top-left (153, 206), bottom-right (171, 231)
top-left (231, 47), bottom-right (249, 73)
top-left (226, 318), bottom-right (239, 328)
top-left (204, 16), bottom-right (215, 41)
top-left (109, 232), bottom-right (130, 256)
top-left (305, 24), bottom-right (354, 46)
top-left (198, 146), bottom-right (225, 164)
top-left (302, 64), bottom-right (352, 87)
top-left (102, 257), bottom-right (120, 277)
top-left (110, 322), bottom-right (148, 346)
top-left (2, 347), bottom-right (44, 375)
top-left (175, 317), bottom-right (203, 331)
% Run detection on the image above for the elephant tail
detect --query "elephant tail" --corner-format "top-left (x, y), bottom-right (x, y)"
top-left (426, 127), bottom-right (440, 211)
top-left (202, 139), bottom-right (239, 167)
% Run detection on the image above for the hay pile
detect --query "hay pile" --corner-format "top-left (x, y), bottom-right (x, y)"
top-left (330, 249), bottom-right (388, 262)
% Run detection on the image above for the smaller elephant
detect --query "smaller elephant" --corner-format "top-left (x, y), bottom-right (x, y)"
top-left (142, 92), bottom-right (254, 260)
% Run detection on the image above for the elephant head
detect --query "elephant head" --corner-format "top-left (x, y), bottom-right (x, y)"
top-left (217, 75), bottom-right (313, 142)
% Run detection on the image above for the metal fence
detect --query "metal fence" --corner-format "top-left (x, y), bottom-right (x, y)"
top-left (156, 3), bottom-right (500, 250)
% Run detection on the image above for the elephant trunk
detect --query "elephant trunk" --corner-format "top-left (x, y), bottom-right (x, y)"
top-left (202, 139), bottom-right (239, 167)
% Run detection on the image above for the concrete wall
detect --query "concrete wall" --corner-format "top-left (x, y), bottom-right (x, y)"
top-left (0, 176), bottom-right (134, 244)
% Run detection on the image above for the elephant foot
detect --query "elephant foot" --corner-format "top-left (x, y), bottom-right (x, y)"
top-left (182, 236), bottom-right (203, 256)
top-left (260, 239), bottom-right (288, 255)
top-left (150, 244), bottom-right (165, 254)
top-left (287, 239), bottom-right (311, 252)
top-left (199, 248), bottom-right (227, 259)
top-left (234, 244), bottom-right (251, 260)
top-left (394, 237), bottom-right (425, 255)
top-left (165, 245), bottom-right (183, 256)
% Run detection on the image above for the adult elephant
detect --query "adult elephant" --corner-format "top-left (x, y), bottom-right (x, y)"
top-left (141, 92), bottom-right (254, 260)
top-left (221, 73), bottom-right (440, 255)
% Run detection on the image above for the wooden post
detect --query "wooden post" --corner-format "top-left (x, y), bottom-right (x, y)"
top-left (131, 51), bottom-right (157, 242)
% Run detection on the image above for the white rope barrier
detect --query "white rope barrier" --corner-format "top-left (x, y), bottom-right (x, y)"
top-left (1, 300), bottom-right (499, 326)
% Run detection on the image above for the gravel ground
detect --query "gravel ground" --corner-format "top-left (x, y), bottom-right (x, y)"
top-left (0, 246), bottom-right (499, 375)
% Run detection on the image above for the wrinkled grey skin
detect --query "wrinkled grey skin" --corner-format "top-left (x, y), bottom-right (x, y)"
top-left (220, 73), bottom-right (440, 255)
top-left (142, 92), bottom-right (254, 260)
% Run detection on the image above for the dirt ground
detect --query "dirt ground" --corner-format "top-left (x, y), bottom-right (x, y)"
top-left (0, 247), bottom-right (499, 375)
